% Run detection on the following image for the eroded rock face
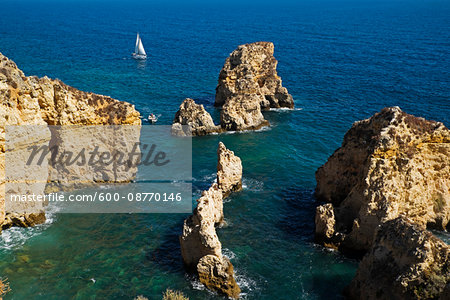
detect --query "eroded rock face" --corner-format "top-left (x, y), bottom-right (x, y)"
top-left (315, 107), bottom-right (450, 252)
top-left (0, 54), bottom-right (50, 226)
top-left (44, 125), bottom-right (141, 193)
top-left (180, 184), bottom-right (223, 270)
top-left (171, 42), bottom-right (293, 134)
top-left (0, 52), bottom-right (141, 229)
top-left (347, 217), bottom-right (449, 300)
top-left (197, 255), bottom-right (241, 299)
top-left (215, 42), bottom-right (293, 132)
top-left (217, 142), bottom-right (243, 197)
top-left (180, 143), bottom-right (242, 298)
top-left (215, 42), bottom-right (293, 110)
top-left (314, 203), bottom-right (342, 249)
top-left (171, 98), bottom-right (220, 136)
top-left (221, 94), bottom-right (269, 131)
top-left (2, 212), bottom-right (46, 229)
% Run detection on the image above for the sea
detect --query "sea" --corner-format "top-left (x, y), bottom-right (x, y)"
top-left (0, 0), bottom-right (449, 299)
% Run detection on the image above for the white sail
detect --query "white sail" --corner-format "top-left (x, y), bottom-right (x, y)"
top-left (137, 38), bottom-right (146, 55)
top-left (132, 32), bottom-right (147, 59)
top-left (135, 33), bottom-right (140, 54)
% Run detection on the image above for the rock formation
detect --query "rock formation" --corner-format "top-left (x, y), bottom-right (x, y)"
top-left (0, 52), bottom-right (141, 230)
top-left (217, 142), bottom-right (243, 197)
top-left (314, 203), bottom-right (341, 249)
top-left (180, 184), bottom-right (224, 269)
top-left (180, 142), bottom-right (242, 298)
top-left (314, 107), bottom-right (449, 253)
top-left (347, 217), bottom-right (449, 300)
top-left (197, 255), bottom-right (241, 299)
top-left (172, 42), bottom-right (293, 135)
top-left (215, 42), bottom-right (293, 110)
top-left (171, 98), bottom-right (221, 136)
top-left (220, 94), bottom-right (269, 131)
top-left (215, 42), bottom-right (293, 131)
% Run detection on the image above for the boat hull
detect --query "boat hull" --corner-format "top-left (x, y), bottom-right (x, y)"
top-left (132, 53), bottom-right (147, 60)
top-left (148, 118), bottom-right (157, 124)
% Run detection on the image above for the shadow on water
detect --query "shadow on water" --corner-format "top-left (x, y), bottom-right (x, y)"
top-left (146, 216), bottom-right (188, 275)
top-left (277, 186), bottom-right (317, 243)
top-left (311, 272), bottom-right (350, 300)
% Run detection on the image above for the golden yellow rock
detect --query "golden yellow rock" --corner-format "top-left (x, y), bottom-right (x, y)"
top-left (315, 107), bottom-right (449, 252)
top-left (0, 52), bottom-right (141, 229)
top-left (347, 217), bottom-right (449, 300)
top-left (197, 255), bottom-right (241, 299)
top-left (171, 98), bottom-right (221, 136)
top-left (180, 142), bottom-right (242, 298)
top-left (217, 142), bottom-right (242, 197)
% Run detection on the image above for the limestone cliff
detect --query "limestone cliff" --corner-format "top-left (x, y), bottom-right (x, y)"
top-left (315, 107), bottom-right (449, 253)
top-left (180, 142), bottom-right (241, 298)
top-left (0, 52), bottom-right (141, 229)
top-left (347, 217), bottom-right (449, 300)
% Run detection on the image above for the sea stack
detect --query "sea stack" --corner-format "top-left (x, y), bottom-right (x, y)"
top-left (0, 52), bottom-right (141, 230)
top-left (314, 107), bottom-right (449, 253)
top-left (171, 98), bottom-right (221, 136)
top-left (217, 142), bottom-right (243, 197)
top-left (171, 42), bottom-right (294, 135)
top-left (216, 42), bottom-right (293, 131)
top-left (215, 42), bottom-right (293, 109)
top-left (180, 142), bottom-right (242, 299)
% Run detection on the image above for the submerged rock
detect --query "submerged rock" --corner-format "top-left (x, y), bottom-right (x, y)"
top-left (180, 142), bottom-right (242, 298)
top-left (315, 107), bottom-right (450, 252)
top-left (171, 98), bottom-right (221, 136)
top-left (215, 41), bottom-right (293, 109)
top-left (347, 217), bottom-right (449, 300)
top-left (0, 52), bottom-right (141, 229)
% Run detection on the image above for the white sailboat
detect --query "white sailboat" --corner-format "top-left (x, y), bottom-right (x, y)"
top-left (132, 33), bottom-right (147, 60)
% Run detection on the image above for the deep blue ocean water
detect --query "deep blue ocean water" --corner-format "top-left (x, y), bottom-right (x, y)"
top-left (0, 0), bottom-right (449, 299)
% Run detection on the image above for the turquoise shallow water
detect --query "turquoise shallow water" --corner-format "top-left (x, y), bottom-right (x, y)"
top-left (0, 0), bottom-right (449, 299)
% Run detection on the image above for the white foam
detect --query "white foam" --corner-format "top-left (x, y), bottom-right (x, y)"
top-left (193, 171), bottom-right (216, 183)
top-left (224, 126), bottom-right (272, 135)
top-left (218, 218), bottom-right (232, 227)
top-left (234, 272), bottom-right (258, 298)
top-left (0, 204), bottom-right (58, 251)
top-left (222, 248), bottom-right (236, 260)
top-left (242, 178), bottom-right (264, 192)
top-left (189, 276), bottom-right (205, 291)
top-left (223, 196), bottom-right (232, 203)
top-left (268, 107), bottom-right (303, 112)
